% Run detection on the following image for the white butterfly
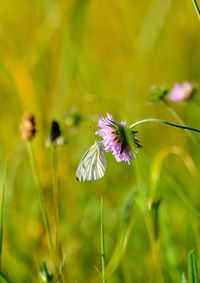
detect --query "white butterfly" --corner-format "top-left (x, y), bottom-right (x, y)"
top-left (76, 139), bottom-right (107, 181)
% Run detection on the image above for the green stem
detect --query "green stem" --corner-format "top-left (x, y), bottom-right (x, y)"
top-left (52, 146), bottom-right (63, 263)
top-left (191, 97), bottom-right (200, 107)
top-left (27, 143), bottom-right (60, 280)
top-left (144, 214), bottom-right (164, 283)
top-left (162, 99), bottom-right (185, 125)
top-left (130, 118), bottom-right (200, 134)
top-left (101, 197), bottom-right (106, 283)
top-left (0, 161), bottom-right (6, 271)
top-left (192, 0), bottom-right (200, 20)
top-left (162, 99), bottom-right (198, 144)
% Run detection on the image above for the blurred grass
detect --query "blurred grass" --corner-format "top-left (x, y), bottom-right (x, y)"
top-left (0, 162), bottom-right (6, 271)
top-left (0, 0), bottom-right (200, 282)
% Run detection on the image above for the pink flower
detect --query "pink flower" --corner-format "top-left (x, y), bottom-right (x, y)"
top-left (95, 114), bottom-right (142, 164)
top-left (168, 82), bottom-right (194, 102)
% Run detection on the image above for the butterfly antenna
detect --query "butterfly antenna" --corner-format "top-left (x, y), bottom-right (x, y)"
top-left (89, 125), bottom-right (96, 138)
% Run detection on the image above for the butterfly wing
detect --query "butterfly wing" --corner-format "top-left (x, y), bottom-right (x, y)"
top-left (76, 139), bottom-right (107, 181)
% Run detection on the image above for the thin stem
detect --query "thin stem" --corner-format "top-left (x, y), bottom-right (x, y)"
top-left (191, 97), bottom-right (200, 107)
top-left (162, 99), bottom-right (198, 144)
top-left (27, 142), bottom-right (60, 281)
top-left (162, 99), bottom-right (185, 125)
top-left (130, 118), bottom-right (200, 134)
top-left (52, 146), bottom-right (63, 263)
top-left (0, 161), bottom-right (6, 271)
top-left (144, 214), bottom-right (164, 283)
top-left (192, 0), bottom-right (200, 20)
top-left (101, 197), bottom-right (106, 283)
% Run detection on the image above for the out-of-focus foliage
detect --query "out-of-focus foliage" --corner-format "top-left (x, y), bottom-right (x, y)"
top-left (0, 0), bottom-right (200, 282)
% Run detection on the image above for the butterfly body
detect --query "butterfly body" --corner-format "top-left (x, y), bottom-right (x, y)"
top-left (76, 139), bottom-right (107, 181)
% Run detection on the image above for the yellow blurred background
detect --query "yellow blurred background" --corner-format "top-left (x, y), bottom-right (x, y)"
top-left (0, 0), bottom-right (200, 282)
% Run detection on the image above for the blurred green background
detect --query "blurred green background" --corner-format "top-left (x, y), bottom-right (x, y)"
top-left (0, 0), bottom-right (200, 282)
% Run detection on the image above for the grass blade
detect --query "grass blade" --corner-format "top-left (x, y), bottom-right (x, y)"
top-left (106, 191), bottom-right (136, 279)
top-left (0, 162), bottom-right (6, 271)
top-left (182, 273), bottom-right (187, 283)
top-left (192, 0), bottom-right (200, 20)
top-left (27, 143), bottom-right (60, 281)
top-left (0, 272), bottom-right (9, 283)
top-left (101, 197), bottom-right (106, 283)
top-left (52, 146), bottom-right (63, 264)
top-left (188, 250), bottom-right (198, 283)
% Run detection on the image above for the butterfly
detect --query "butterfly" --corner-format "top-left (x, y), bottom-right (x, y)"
top-left (76, 139), bottom-right (107, 181)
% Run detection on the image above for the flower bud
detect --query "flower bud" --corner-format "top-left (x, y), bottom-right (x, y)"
top-left (50, 120), bottom-right (61, 143)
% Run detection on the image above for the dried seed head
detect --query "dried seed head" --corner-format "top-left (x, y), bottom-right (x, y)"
top-left (20, 112), bottom-right (36, 141)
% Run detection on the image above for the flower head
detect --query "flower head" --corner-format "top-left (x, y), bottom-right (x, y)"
top-left (96, 114), bottom-right (142, 164)
top-left (149, 84), bottom-right (169, 103)
top-left (20, 112), bottom-right (36, 141)
top-left (50, 120), bottom-right (61, 143)
top-left (45, 120), bottom-right (67, 147)
top-left (168, 81), bottom-right (194, 102)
